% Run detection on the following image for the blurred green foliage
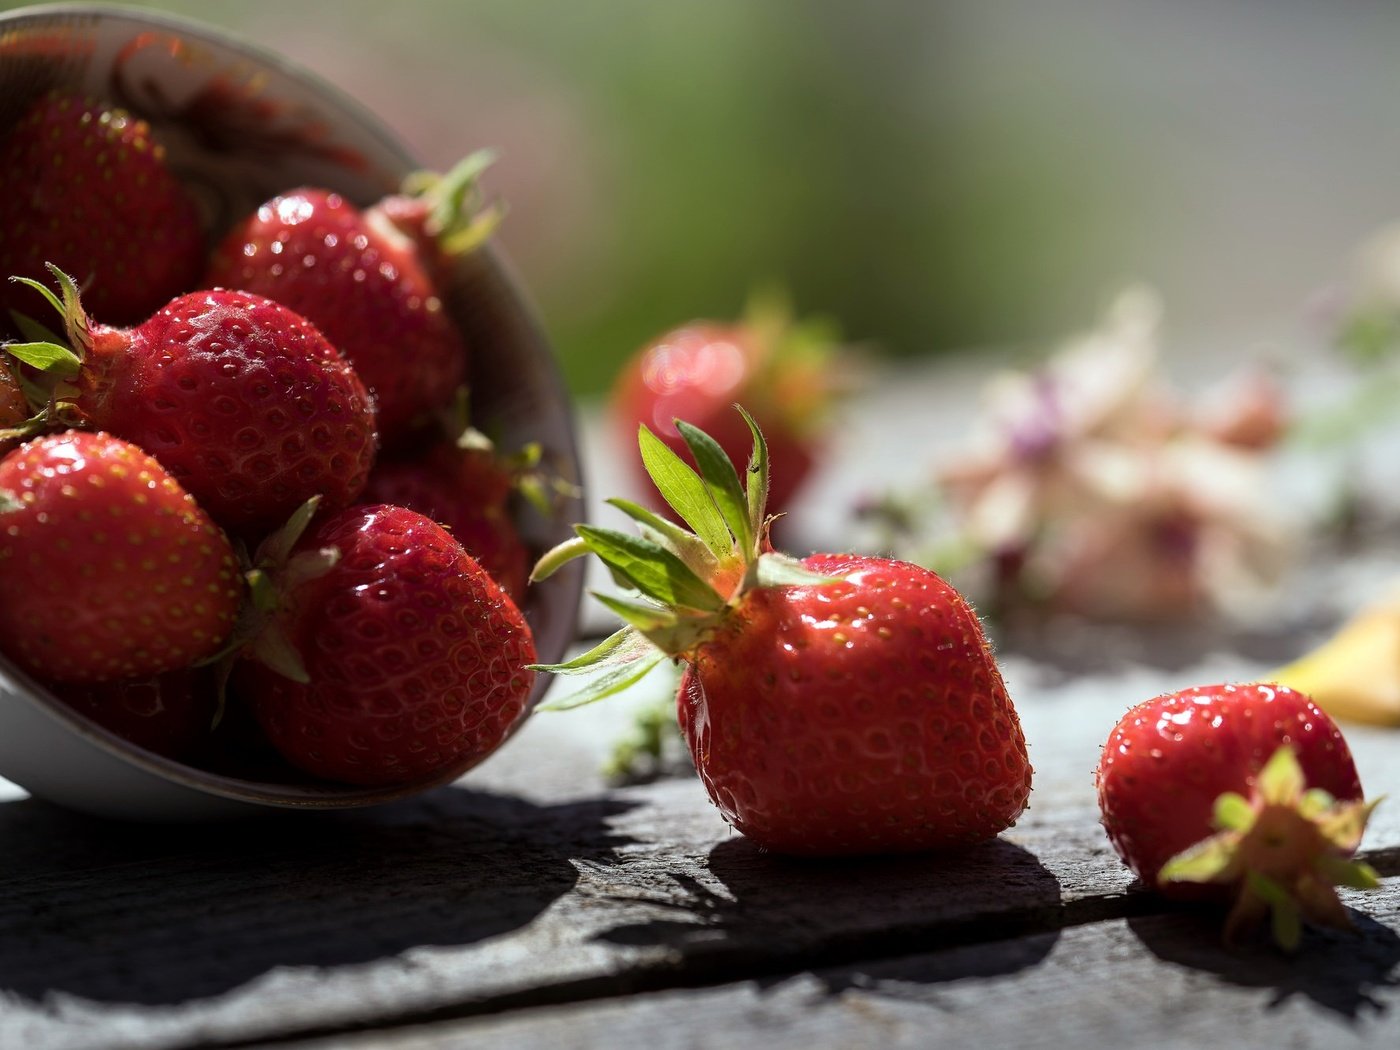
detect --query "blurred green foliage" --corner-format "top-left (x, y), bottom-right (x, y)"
top-left (22, 0), bottom-right (1395, 402)
top-left (2, 0), bottom-right (1148, 396)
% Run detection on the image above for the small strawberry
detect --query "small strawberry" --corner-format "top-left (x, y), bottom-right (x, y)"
top-left (0, 430), bottom-right (241, 683)
top-left (532, 409), bottom-right (1031, 856)
top-left (52, 668), bottom-right (217, 761)
top-left (1096, 682), bottom-right (1381, 949)
top-left (0, 91), bottom-right (203, 328)
top-left (205, 152), bottom-right (500, 445)
top-left (611, 293), bottom-right (849, 519)
top-left (235, 501), bottom-right (537, 787)
top-left (6, 266), bottom-right (377, 536)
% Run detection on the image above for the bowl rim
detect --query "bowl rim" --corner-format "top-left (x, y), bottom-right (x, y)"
top-left (0, 1), bottom-right (585, 810)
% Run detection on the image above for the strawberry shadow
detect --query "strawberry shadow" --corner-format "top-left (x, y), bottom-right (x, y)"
top-left (592, 834), bottom-right (1063, 993)
top-left (0, 786), bottom-right (637, 1006)
top-left (1126, 904), bottom-right (1400, 1019)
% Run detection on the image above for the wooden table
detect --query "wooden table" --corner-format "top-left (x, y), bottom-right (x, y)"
top-left (5, 365), bottom-right (1400, 1049)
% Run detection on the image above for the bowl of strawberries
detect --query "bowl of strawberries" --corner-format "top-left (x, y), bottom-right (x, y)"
top-left (0, 4), bottom-right (585, 818)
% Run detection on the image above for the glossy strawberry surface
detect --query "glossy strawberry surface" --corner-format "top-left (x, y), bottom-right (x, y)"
top-left (679, 553), bottom-right (1032, 855)
top-left (362, 444), bottom-right (528, 602)
top-left (242, 505), bottom-right (536, 787)
top-left (206, 189), bottom-right (466, 444)
top-left (0, 91), bottom-right (203, 327)
top-left (1096, 682), bottom-right (1364, 892)
top-left (0, 431), bottom-right (241, 683)
top-left (76, 289), bottom-right (377, 537)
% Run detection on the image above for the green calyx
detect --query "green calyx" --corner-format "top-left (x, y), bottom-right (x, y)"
top-left (739, 286), bottom-right (854, 437)
top-left (528, 407), bottom-right (837, 709)
top-left (3, 264), bottom-right (94, 432)
top-left (1158, 745), bottom-right (1382, 951)
top-left (197, 497), bottom-right (341, 687)
top-left (401, 149), bottom-right (504, 258)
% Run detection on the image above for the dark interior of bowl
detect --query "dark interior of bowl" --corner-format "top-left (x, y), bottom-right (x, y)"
top-left (0, 5), bottom-right (585, 805)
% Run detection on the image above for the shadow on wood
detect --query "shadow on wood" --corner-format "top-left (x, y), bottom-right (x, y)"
top-left (590, 834), bottom-right (1064, 989)
top-left (1127, 907), bottom-right (1400, 1019)
top-left (0, 787), bottom-right (639, 1006)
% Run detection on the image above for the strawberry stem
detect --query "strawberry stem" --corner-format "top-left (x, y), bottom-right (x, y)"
top-left (1158, 745), bottom-right (1382, 950)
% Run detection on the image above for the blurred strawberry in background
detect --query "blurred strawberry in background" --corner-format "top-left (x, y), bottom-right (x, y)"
top-left (611, 291), bottom-right (855, 521)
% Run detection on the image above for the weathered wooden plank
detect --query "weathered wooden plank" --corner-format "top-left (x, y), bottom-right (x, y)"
top-left (273, 884), bottom-right (1400, 1050)
top-left (2, 761), bottom-right (1396, 1050)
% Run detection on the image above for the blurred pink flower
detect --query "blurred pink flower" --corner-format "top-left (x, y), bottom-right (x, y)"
top-left (934, 288), bottom-right (1290, 621)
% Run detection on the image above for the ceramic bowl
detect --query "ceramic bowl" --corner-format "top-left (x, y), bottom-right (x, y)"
top-left (0, 3), bottom-right (585, 819)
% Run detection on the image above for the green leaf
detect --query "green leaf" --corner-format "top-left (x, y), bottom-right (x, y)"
top-left (7, 275), bottom-right (64, 320)
top-left (535, 650), bottom-right (666, 711)
top-left (256, 496), bottom-right (323, 570)
top-left (575, 524), bottom-right (725, 612)
top-left (1255, 745), bottom-right (1303, 806)
top-left (737, 405), bottom-right (770, 541)
top-left (1158, 831), bottom-right (1240, 885)
top-left (676, 418), bottom-right (752, 554)
top-left (607, 497), bottom-right (720, 579)
top-left (248, 622), bottom-right (310, 684)
top-left (753, 551), bottom-right (841, 589)
top-left (1246, 872), bottom-right (1302, 951)
top-left (589, 594), bottom-right (717, 655)
top-left (4, 341), bottom-right (81, 375)
top-left (1212, 792), bottom-right (1256, 832)
top-left (638, 425), bottom-right (733, 554)
top-left (593, 592), bottom-right (682, 633)
top-left (1316, 796), bottom-right (1382, 854)
top-left (1317, 856), bottom-right (1380, 891)
top-left (530, 626), bottom-right (656, 675)
top-left (531, 536), bottom-right (592, 581)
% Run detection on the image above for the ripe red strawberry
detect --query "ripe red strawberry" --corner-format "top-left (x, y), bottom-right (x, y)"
top-left (533, 409), bottom-right (1031, 856)
top-left (0, 91), bottom-right (203, 328)
top-left (7, 267), bottom-right (377, 536)
top-left (236, 502), bottom-right (537, 787)
top-left (611, 297), bottom-right (848, 519)
top-left (1096, 682), bottom-right (1380, 948)
top-left (362, 442), bottom-right (530, 602)
top-left (0, 430), bottom-right (241, 683)
top-left (52, 668), bottom-right (217, 761)
top-left (205, 153), bottom-right (499, 444)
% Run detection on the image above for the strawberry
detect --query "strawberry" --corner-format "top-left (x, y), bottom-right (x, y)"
top-left (6, 266), bottom-right (377, 537)
top-left (1096, 682), bottom-right (1380, 949)
top-left (204, 152), bottom-right (500, 445)
top-left (611, 295), bottom-right (848, 519)
top-left (52, 669), bottom-right (217, 761)
top-left (362, 441), bottom-right (530, 602)
top-left (235, 502), bottom-right (537, 787)
top-left (533, 409), bottom-right (1032, 856)
top-left (0, 91), bottom-right (203, 328)
top-left (0, 430), bottom-right (241, 683)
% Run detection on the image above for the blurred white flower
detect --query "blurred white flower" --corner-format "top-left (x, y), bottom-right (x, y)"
top-left (933, 288), bottom-right (1291, 621)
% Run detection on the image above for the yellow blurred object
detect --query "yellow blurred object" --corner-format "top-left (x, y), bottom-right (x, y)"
top-left (1270, 593), bottom-right (1400, 727)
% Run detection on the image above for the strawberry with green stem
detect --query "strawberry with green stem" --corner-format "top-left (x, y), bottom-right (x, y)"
top-left (533, 408), bottom-right (1032, 856)
top-left (205, 151), bottom-right (500, 445)
top-left (233, 499), bottom-right (537, 787)
top-left (1096, 682), bottom-right (1381, 949)
top-left (3, 265), bottom-right (377, 536)
top-left (611, 291), bottom-right (852, 520)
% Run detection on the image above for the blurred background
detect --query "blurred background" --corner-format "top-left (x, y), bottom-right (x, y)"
top-left (4, 0), bottom-right (1399, 397)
